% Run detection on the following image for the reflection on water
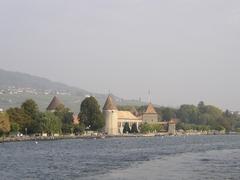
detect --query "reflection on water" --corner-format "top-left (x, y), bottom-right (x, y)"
top-left (0, 135), bottom-right (240, 180)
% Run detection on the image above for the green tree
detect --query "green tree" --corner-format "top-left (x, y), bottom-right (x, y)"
top-left (79, 96), bottom-right (104, 131)
top-left (140, 123), bottom-right (152, 134)
top-left (21, 99), bottom-right (39, 119)
top-left (54, 104), bottom-right (74, 134)
top-left (55, 105), bottom-right (71, 122)
top-left (73, 123), bottom-right (85, 135)
top-left (177, 105), bottom-right (199, 124)
top-left (21, 99), bottom-right (42, 134)
top-left (218, 117), bottom-right (231, 132)
top-left (7, 107), bottom-right (31, 133)
top-left (152, 124), bottom-right (163, 132)
top-left (62, 123), bottom-right (73, 134)
top-left (198, 101), bottom-right (206, 113)
top-left (0, 112), bottom-right (10, 135)
top-left (131, 123), bottom-right (138, 133)
top-left (199, 105), bottom-right (223, 129)
top-left (140, 123), bottom-right (163, 133)
top-left (123, 122), bottom-right (131, 133)
top-left (161, 107), bottom-right (176, 121)
top-left (41, 112), bottom-right (62, 135)
top-left (10, 122), bottom-right (20, 133)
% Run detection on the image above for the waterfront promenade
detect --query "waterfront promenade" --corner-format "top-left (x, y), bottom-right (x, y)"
top-left (0, 134), bottom-right (160, 143)
top-left (0, 130), bottom-right (231, 144)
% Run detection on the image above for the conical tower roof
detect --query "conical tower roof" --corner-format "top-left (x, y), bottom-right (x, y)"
top-left (103, 95), bottom-right (118, 110)
top-left (47, 96), bottom-right (64, 111)
top-left (145, 103), bottom-right (157, 114)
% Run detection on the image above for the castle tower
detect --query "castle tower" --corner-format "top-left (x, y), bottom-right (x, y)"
top-left (47, 96), bottom-right (64, 112)
top-left (103, 95), bottom-right (119, 135)
top-left (142, 103), bottom-right (158, 123)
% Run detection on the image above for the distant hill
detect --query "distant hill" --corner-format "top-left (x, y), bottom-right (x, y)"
top-left (0, 68), bottom-right (86, 92)
top-left (0, 69), bottom-right (145, 113)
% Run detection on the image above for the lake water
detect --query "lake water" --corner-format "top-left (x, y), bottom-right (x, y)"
top-left (0, 135), bottom-right (240, 180)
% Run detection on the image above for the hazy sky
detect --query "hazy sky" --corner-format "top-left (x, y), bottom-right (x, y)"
top-left (0, 0), bottom-right (240, 110)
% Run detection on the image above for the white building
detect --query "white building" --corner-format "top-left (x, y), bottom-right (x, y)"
top-left (103, 95), bottom-right (176, 135)
top-left (103, 95), bottom-right (142, 135)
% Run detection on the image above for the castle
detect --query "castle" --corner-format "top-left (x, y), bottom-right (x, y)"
top-left (46, 95), bottom-right (176, 135)
top-left (103, 95), bottom-right (176, 135)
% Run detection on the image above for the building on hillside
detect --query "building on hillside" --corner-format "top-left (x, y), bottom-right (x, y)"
top-left (47, 96), bottom-right (64, 112)
top-left (103, 95), bottom-right (176, 135)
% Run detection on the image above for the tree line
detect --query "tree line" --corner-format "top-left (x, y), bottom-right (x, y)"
top-left (0, 96), bottom-right (105, 137)
top-left (1, 98), bottom-right (240, 136)
top-left (136, 101), bottom-right (240, 132)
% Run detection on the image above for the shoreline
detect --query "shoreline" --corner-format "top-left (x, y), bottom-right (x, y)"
top-left (0, 133), bottom-right (237, 144)
top-left (0, 135), bottom-right (110, 144)
top-left (0, 134), bottom-right (156, 144)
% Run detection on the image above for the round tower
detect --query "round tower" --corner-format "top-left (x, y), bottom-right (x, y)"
top-left (47, 96), bottom-right (64, 112)
top-left (103, 95), bottom-right (118, 135)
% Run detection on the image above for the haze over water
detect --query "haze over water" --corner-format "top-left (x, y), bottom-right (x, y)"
top-left (1, 135), bottom-right (240, 180)
top-left (0, 1), bottom-right (240, 110)
top-left (1, 1), bottom-right (240, 180)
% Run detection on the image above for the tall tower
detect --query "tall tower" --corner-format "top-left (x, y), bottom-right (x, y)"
top-left (103, 95), bottom-right (119, 135)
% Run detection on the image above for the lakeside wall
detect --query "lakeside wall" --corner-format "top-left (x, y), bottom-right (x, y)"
top-left (0, 130), bottom-right (235, 144)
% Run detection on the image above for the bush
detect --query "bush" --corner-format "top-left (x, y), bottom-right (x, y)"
top-left (123, 123), bottom-right (131, 134)
top-left (73, 123), bottom-right (85, 135)
top-left (140, 123), bottom-right (163, 134)
top-left (131, 123), bottom-right (138, 133)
